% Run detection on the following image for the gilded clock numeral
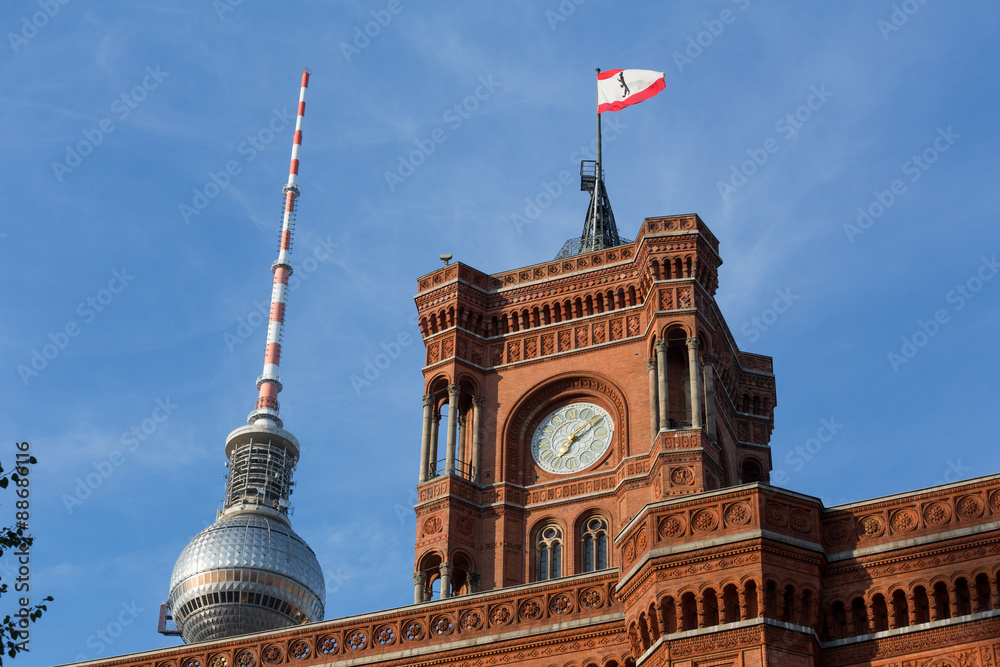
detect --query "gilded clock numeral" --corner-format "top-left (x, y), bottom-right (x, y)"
top-left (594, 428), bottom-right (607, 437)
top-left (567, 459), bottom-right (578, 470)
top-left (580, 451), bottom-right (593, 464)
top-left (567, 408), bottom-right (577, 419)
top-left (591, 440), bottom-right (604, 451)
top-left (539, 449), bottom-right (552, 461)
top-left (581, 408), bottom-right (593, 419)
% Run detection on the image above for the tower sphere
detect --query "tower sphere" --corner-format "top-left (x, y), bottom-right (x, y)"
top-left (167, 512), bottom-right (325, 644)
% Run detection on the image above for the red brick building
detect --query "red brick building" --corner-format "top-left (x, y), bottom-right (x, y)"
top-left (71, 214), bottom-right (1000, 667)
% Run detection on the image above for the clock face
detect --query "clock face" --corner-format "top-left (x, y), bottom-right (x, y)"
top-left (531, 402), bottom-right (614, 475)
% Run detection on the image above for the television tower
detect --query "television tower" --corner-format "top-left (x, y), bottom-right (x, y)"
top-left (165, 71), bottom-right (326, 644)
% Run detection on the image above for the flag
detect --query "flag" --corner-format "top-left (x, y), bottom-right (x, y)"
top-left (597, 69), bottom-right (665, 113)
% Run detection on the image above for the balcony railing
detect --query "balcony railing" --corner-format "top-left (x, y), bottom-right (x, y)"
top-left (429, 459), bottom-right (476, 482)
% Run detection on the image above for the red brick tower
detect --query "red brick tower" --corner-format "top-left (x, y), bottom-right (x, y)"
top-left (410, 213), bottom-right (777, 603)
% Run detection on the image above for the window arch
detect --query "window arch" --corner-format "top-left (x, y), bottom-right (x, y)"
top-left (536, 524), bottom-right (563, 581)
top-left (741, 458), bottom-right (764, 483)
top-left (581, 516), bottom-right (609, 573)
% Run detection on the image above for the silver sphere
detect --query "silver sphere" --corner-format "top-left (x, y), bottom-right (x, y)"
top-left (168, 512), bottom-right (325, 644)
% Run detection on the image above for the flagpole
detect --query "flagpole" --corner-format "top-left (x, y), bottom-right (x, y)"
top-left (591, 68), bottom-right (602, 251)
top-left (596, 68), bottom-right (602, 167)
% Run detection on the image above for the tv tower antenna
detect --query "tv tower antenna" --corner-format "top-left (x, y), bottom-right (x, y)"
top-left (164, 70), bottom-right (326, 644)
top-left (249, 69), bottom-right (310, 430)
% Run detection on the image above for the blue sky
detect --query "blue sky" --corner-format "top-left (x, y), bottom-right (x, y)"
top-left (2, 1), bottom-right (999, 665)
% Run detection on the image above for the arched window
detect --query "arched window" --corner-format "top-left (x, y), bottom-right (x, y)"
top-left (536, 524), bottom-right (563, 581)
top-left (741, 458), bottom-right (764, 483)
top-left (581, 516), bottom-right (609, 572)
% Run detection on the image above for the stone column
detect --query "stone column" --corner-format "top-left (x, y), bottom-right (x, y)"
top-left (907, 593), bottom-right (919, 626)
top-left (654, 600), bottom-right (667, 635)
top-left (445, 384), bottom-right (460, 476)
top-left (412, 571), bottom-right (426, 605)
top-left (738, 588), bottom-right (749, 621)
top-left (972, 588), bottom-right (983, 614)
top-left (776, 589), bottom-right (786, 621)
top-left (418, 394), bottom-right (434, 483)
top-left (673, 601), bottom-right (683, 632)
top-left (655, 340), bottom-right (669, 428)
top-left (470, 396), bottom-right (484, 483)
top-left (686, 337), bottom-right (702, 429)
top-left (439, 562), bottom-right (453, 599)
top-left (647, 359), bottom-right (659, 436)
top-left (427, 410), bottom-right (441, 479)
top-left (949, 589), bottom-right (961, 618)
top-left (887, 600), bottom-right (899, 629)
top-left (845, 608), bottom-right (856, 636)
top-left (703, 363), bottom-right (717, 440)
top-left (756, 585), bottom-right (766, 618)
top-left (991, 580), bottom-right (1000, 611)
top-left (930, 589), bottom-right (943, 620)
top-left (627, 627), bottom-right (641, 658)
top-left (456, 414), bottom-right (466, 475)
top-left (695, 595), bottom-right (706, 629)
top-left (468, 573), bottom-right (480, 594)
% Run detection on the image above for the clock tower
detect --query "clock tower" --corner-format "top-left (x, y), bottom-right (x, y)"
top-left (410, 212), bottom-right (777, 603)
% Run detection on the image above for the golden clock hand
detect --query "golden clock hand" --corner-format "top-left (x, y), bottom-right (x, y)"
top-left (556, 415), bottom-right (602, 457)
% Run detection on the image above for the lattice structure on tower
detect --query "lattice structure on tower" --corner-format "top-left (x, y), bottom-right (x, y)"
top-left (555, 160), bottom-right (631, 259)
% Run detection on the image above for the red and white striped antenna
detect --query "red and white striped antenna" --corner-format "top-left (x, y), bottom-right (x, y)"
top-left (248, 69), bottom-right (311, 430)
